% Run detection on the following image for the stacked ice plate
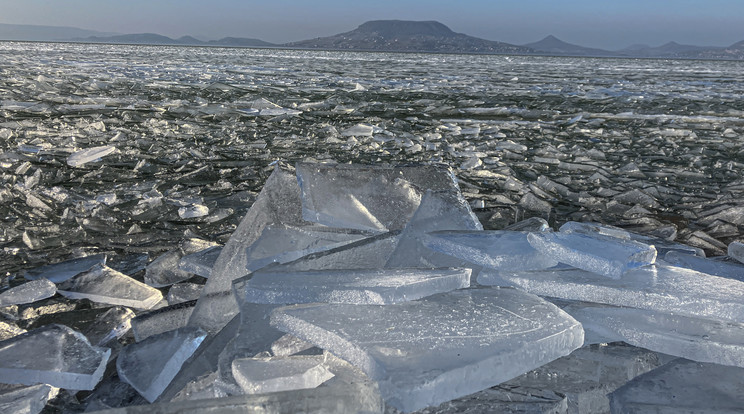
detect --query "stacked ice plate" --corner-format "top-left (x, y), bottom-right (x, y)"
top-left (2, 162), bottom-right (744, 413)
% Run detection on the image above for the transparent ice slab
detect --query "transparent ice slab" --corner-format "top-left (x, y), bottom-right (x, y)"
top-left (117, 326), bottom-right (207, 403)
top-left (424, 230), bottom-right (558, 272)
top-left (527, 231), bottom-right (657, 279)
top-left (567, 302), bottom-right (744, 368)
top-left (0, 278), bottom-right (56, 306)
top-left (270, 334), bottom-right (315, 357)
top-left (0, 324), bottom-right (110, 390)
top-left (495, 264), bottom-right (744, 323)
top-left (385, 190), bottom-right (482, 269)
top-left (23, 253), bottom-right (106, 283)
top-left (145, 249), bottom-right (198, 288)
top-left (296, 163), bottom-right (461, 232)
top-left (85, 306), bottom-right (136, 347)
top-left (664, 250), bottom-right (744, 282)
top-left (231, 355), bottom-right (334, 394)
top-left (66, 145), bottom-right (116, 167)
top-left (166, 283), bottom-right (203, 305)
top-left (179, 246), bottom-right (222, 278)
top-left (233, 268), bottom-right (471, 305)
top-left (57, 264), bottom-right (163, 310)
top-left (271, 287), bottom-right (584, 412)
top-left (729, 241), bottom-right (744, 264)
top-left (609, 359), bottom-right (744, 413)
top-left (0, 383), bottom-right (59, 414)
top-left (505, 343), bottom-right (661, 414)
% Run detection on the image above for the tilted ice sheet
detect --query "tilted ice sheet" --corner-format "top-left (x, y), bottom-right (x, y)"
top-left (566, 302), bottom-right (744, 368)
top-left (609, 359), bottom-right (744, 413)
top-left (664, 250), bottom-right (744, 282)
top-left (57, 264), bottom-right (163, 310)
top-left (117, 326), bottom-right (207, 403)
top-left (0, 278), bottom-right (56, 306)
top-left (23, 254), bottom-right (106, 283)
top-left (527, 231), bottom-right (657, 279)
top-left (231, 355), bottom-right (334, 394)
top-left (296, 163), bottom-right (461, 232)
top-left (0, 324), bottom-right (110, 390)
top-left (495, 264), bottom-right (744, 323)
top-left (233, 268), bottom-right (471, 305)
top-left (66, 145), bottom-right (117, 167)
top-left (271, 287), bottom-right (584, 412)
top-left (0, 384), bottom-right (59, 414)
top-left (424, 230), bottom-right (558, 272)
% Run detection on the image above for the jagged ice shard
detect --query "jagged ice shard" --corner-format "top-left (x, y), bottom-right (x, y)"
top-left (57, 264), bottom-right (163, 310)
top-left (23, 254), bottom-right (106, 283)
top-left (271, 287), bottom-right (584, 412)
top-left (117, 326), bottom-right (207, 403)
top-left (0, 324), bottom-right (110, 390)
top-left (494, 264), bottom-right (744, 323)
top-left (527, 231), bottom-right (657, 279)
top-left (231, 355), bottom-right (334, 394)
top-left (232, 268), bottom-right (471, 305)
top-left (0, 278), bottom-right (56, 306)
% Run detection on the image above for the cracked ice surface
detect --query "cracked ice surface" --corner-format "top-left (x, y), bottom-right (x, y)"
top-left (271, 287), bottom-right (583, 412)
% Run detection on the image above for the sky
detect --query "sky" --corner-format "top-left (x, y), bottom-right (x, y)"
top-left (0, 0), bottom-right (743, 50)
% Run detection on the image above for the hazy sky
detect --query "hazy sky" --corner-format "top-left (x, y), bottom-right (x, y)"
top-left (1, 0), bottom-right (742, 49)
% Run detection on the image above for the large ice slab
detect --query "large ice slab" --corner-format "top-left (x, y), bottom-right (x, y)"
top-left (117, 326), bottom-right (207, 402)
top-left (527, 231), bottom-right (657, 278)
top-left (664, 250), bottom-right (744, 282)
top-left (233, 268), bottom-right (470, 305)
top-left (231, 355), bottom-right (334, 394)
top-left (0, 324), bottom-right (110, 390)
top-left (496, 264), bottom-right (744, 323)
top-left (0, 384), bottom-right (59, 414)
top-left (424, 230), bottom-right (558, 272)
top-left (271, 287), bottom-right (584, 412)
top-left (296, 163), bottom-right (461, 232)
top-left (23, 253), bottom-right (106, 283)
top-left (0, 278), bottom-right (56, 306)
top-left (57, 264), bottom-right (163, 310)
top-left (131, 300), bottom-right (196, 342)
top-left (505, 343), bottom-right (660, 414)
top-left (609, 359), bottom-right (744, 413)
top-left (567, 302), bottom-right (744, 368)
top-left (179, 246), bottom-right (222, 278)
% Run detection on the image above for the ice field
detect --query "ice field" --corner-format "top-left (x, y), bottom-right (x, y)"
top-left (2, 42), bottom-right (744, 413)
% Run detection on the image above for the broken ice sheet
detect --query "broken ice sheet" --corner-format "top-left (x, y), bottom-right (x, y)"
top-left (296, 163), bottom-right (461, 232)
top-left (231, 355), bottom-right (334, 394)
top-left (66, 145), bottom-right (117, 167)
top-left (117, 326), bottom-right (206, 403)
top-left (0, 383), bottom-right (59, 414)
top-left (233, 268), bottom-right (471, 305)
top-left (270, 334), bottom-right (315, 357)
top-left (664, 250), bottom-right (744, 282)
top-left (167, 283), bottom-right (203, 304)
top-left (567, 302), bottom-right (744, 368)
top-left (424, 230), bottom-right (558, 272)
top-left (0, 324), bottom-right (110, 390)
top-left (131, 300), bottom-right (196, 342)
top-left (527, 231), bottom-right (657, 279)
top-left (179, 246), bottom-right (222, 278)
top-left (495, 264), bottom-right (744, 323)
top-left (23, 253), bottom-right (106, 283)
top-left (504, 343), bottom-right (660, 414)
top-left (57, 264), bottom-right (163, 310)
top-left (271, 287), bottom-right (583, 412)
top-left (729, 240), bottom-right (744, 263)
top-left (0, 278), bottom-right (56, 306)
top-left (609, 359), bottom-right (744, 413)
top-left (146, 239), bottom-right (218, 287)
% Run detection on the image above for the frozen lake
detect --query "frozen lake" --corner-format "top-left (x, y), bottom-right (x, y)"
top-left (2, 41), bottom-right (744, 412)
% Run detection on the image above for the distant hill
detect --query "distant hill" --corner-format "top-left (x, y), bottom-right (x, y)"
top-left (285, 20), bottom-right (533, 54)
top-left (77, 33), bottom-right (276, 47)
top-left (524, 35), bottom-right (615, 56)
top-left (208, 37), bottom-right (275, 47)
top-left (619, 41), bottom-right (717, 58)
top-left (0, 23), bottom-right (116, 41)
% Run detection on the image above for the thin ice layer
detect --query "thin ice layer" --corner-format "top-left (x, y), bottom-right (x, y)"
top-left (609, 359), bottom-right (744, 413)
top-left (231, 355), bottom-right (334, 394)
top-left (0, 384), bottom-right (59, 414)
top-left (424, 230), bottom-right (558, 272)
top-left (495, 264), bottom-right (744, 323)
top-left (271, 288), bottom-right (584, 412)
top-left (117, 326), bottom-right (206, 402)
top-left (527, 231), bottom-right (657, 278)
top-left (57, 264), bottom-right (162, 310)
top-left (568, 303), bottom-right (744, 368)
top-left (505, 344), bottom-right (661, 414)
top-left (385, 190), bottom-right (482, 269)
top-left (664, 250), bottom-right (744, 282)
top-left (0, 278), bottom-right (56, 306)
top-left (131, 300), bottom-right (196, 342)
top-left (66, 145), bottom-right (116, 167)
top-left (233, 268), bottom-right (471, 305)
top-left (296, 163), bottom-right (460, 231)
top-left (0, 324), bottom-right (110, 390)
top-left (179, 246), bottom-right (222, 278)
top-left (23, 254), bottom-right (106, 283)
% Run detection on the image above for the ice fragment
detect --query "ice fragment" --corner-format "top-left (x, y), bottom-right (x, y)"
top-left (23, 254), bottom-right (106, 283)
top-left (0, 384), bottom-right (59, 414)
top-left (66, 145), bottom-right (117, 167)
top-left (231, 355), bottom-right (334, 394)
top-left (271, 288), bottom-right (583, 412)
top-left (0, 278), bottom-right (56, 306)
top-left (57, 264), bottom-right (163, 310)
top-left (0, 324), bottom-right (110, 390)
